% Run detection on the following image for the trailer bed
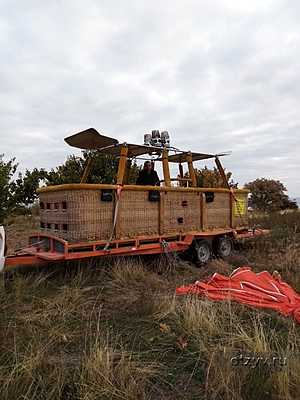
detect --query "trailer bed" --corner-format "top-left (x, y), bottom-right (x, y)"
top-left (2, 228), bottom-right (269, 271)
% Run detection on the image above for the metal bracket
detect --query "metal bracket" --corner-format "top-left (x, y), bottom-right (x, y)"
top-left (161, 240), bottom-right (169, 249)
top-left (0, 226), bottom-right (6, 272)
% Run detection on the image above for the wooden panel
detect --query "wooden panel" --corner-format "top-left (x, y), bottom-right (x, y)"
top-left (186, 153), bottom-right (197, 187)
top-left (201, 192), bottom-right (206, 230)
top-left (159, 192), bottom-right (165, 235)
top-left (162, 191), bottom-right (201, 234)
top-left (206, 192), bottom-right (230, 229)
top-left (39, 190), bottom-right (114, 242)
top-left (117, 190), bottom-right (159, 239)
top-left (162, 149), bottom-right (171, 186)
top-left (117, 145), bottom-right (129, 185)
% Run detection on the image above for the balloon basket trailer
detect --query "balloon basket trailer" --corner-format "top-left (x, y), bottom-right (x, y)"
top-left (1, 128), bottom-right (269, 273)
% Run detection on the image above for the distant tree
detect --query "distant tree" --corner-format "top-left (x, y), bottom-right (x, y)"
top-left (12, 168), bottom-right (48, 207)
top-left (86, 152), bottom-right (119, 184)
top-left (184, 166), bottom-right (237, 188)
top-left (46, 155), bottom-right (85, 185)
top-left (0, 155), bottom-right (18, 222)
top-left (245, 178), bottom-right (298, 212)
top-left (45, 152), bottom-right (140, 185)
top-left (0, 152), bottom-right (141, 220)
top-left (87, 153), bottom-right (140, 184)
top-left (124, 160), bottom-right (141, 185)
top-left (281, 196), bottom-right (298, 210)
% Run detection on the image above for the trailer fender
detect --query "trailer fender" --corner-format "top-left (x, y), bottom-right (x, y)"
top-left (0, 226), bottom-right (6, 272)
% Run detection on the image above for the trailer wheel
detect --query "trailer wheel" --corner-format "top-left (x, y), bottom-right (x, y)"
top-left (215, 236), bottom-right (233, 258)
top-left (193, 240), bottom-right (212, 265)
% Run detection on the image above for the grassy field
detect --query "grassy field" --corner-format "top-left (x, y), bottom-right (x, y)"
top-left (1, 212), bottom-right (300, 399)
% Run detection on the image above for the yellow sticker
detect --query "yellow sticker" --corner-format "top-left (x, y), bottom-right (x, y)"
top-left (234, 197), bottom-right (247, 216)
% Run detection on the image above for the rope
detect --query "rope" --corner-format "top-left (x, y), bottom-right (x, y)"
top-left (161, 239), bottom-right (182, 268)
top-left (15, 240), bottom-right (46, 254)
top-left (104, 185), bottom-right (123, 251)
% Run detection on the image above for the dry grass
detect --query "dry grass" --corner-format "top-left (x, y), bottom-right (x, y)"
top-left (4, 214), bottom-right (39, 254)
top-left (80, 333), bottom-right (160, 400)
top-left (150, 294), bottom-right (300, 400)
top-left (1, 211), bottom-right (300, 399)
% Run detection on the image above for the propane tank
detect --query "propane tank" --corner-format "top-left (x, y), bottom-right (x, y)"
top-left (144, 133), bottom-right (151, 146)
top-left (151, 130), bottom-right (161, 146)
top-left (161, 131), bottom-right (170, 147)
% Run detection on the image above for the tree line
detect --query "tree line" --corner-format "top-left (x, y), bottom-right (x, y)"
top-left (0, 152), bottom-right (297, 223)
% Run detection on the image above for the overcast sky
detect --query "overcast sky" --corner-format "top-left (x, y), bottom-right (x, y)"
top-left (1, 0), bottom-right (300, 196)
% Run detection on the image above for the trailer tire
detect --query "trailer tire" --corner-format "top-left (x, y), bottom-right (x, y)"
top-left (193, 239), bottom-right (212, 265)
top-left (215, 236), bottom-right (233, 258)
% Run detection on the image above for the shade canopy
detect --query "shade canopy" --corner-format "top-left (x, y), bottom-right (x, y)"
top-left (164, 151), bottom-right (215, 163)
top-left (65, 128), bottom-right (119, 150)
top-left (99, 143), bottom-right (164, 158)
top-left (64, 128), bottom-right (230, 161)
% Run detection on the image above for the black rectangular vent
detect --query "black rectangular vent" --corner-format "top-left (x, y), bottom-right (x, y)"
top-left (148, 190), bottom-right (160, 202)
top-left (101, 190), bottom-right (113, 202)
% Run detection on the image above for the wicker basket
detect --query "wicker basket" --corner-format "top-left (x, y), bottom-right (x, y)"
top-left (39, 186), bottom-right (248, 242)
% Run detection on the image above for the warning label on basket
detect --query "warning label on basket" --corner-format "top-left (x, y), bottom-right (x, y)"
top-left (234, 197), bottom-right (247, 216)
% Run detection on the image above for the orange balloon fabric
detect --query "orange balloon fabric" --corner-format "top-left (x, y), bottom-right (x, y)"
top-left (176, 267), bottom-right (300, 323)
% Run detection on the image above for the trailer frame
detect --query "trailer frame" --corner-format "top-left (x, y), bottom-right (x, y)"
top-left (2, 227), bottom-right (269, 272)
